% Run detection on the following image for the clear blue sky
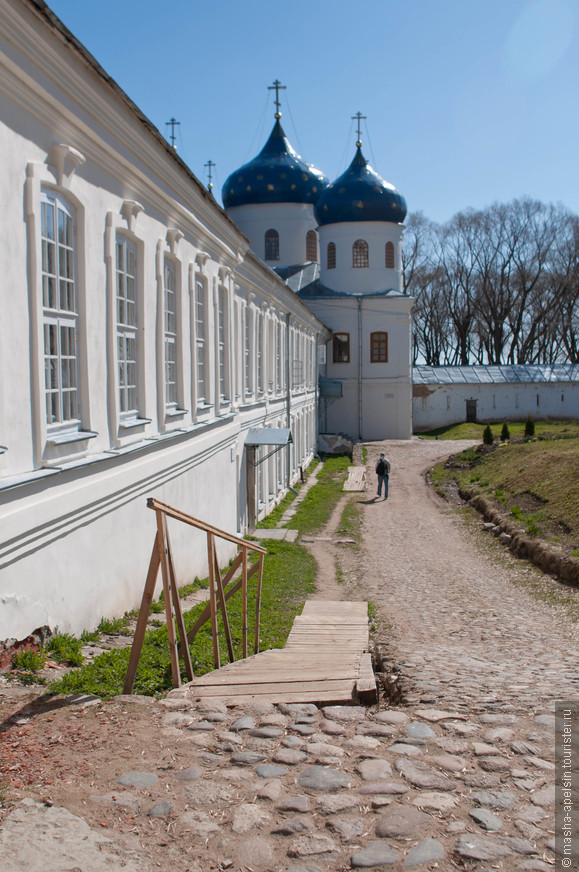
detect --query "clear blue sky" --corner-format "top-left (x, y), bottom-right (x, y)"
top-left (47, 0), bottom-right (578, 225)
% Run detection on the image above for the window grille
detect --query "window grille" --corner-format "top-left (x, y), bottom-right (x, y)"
top-left (116, 237), bottom-right (138, 416)
top-left (385, 241), bottom-right (395, 269)
top-left (327, 242), bottom-right (336, 269)
top-left (164, 260), bottom-right (177, 408)
top-left (195, 278), bottom-right (207, 403)
top-left (370, 331), bottom-right (388, 363)
top-left (264, 228), bottom-right (279, 261)
top-left (352, 239), bottom-right (369, 268)
top-left (306, 230), bottom-right (317, 262)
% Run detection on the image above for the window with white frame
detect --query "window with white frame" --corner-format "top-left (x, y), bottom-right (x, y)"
top-left (116, 236), bottom-right (138, 417)
top-left (276, 320), bottom-right (282, 391)
top-left (244, 305), bottom-right (252, 396)
top-left (195, 277), bottom-right (208, 404)
top-left (41, 191), bottom-right (79, 427)
top-left (164, 259), bottom-right (178, 410)
top-left (257, 311), bottom-right (264, 393)
top-left (217, 285), bottom-right (229, 402)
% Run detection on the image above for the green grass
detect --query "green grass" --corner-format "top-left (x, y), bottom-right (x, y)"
top-left (46, 633), bottom-right (84, 666)
top-left (50, 539), bottom-right (316, 699)
top-left (432, 422), bottom-right (579, 554)
top-left (97, 616), bottom-right (132, 635)
top-left (418, 419), bottom-right (579, 442)
top-left (12, 649), bottom-right (47, 672)
top-left (286, 455), bottom-right (351, 535)
top-left (337, 497), bottom-right (363, 548)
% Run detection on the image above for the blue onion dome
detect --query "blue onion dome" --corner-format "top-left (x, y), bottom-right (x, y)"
top-left (314, 145), bottom-right (407, 226)
top-left (222, 119), bottom-right (329, 208)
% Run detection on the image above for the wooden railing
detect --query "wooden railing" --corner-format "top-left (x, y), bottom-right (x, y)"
top-left (123, 498), bottom-right (267, 694)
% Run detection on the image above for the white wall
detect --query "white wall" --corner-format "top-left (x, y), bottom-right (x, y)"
top-left (226, 202), bottom-right (319, 267)
top-left (318, 221), bottom-right (403, 294)
top-left (0, 0), bottom-right (327, 640)
top-left (412, 381), bottom-right (579, 431)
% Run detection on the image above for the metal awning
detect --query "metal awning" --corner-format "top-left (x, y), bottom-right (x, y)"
top-left (245, 428), bottom-right (293, 466)
top-left (246, 428), bottom-right (293, 447)
top-left (319, 376), bottom-right (343, 398)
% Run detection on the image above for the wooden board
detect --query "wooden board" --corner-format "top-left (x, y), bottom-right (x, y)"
top-left (344, 466), bottom-right (366, 492)
top-left (178, 599), bottom-right (376, 706)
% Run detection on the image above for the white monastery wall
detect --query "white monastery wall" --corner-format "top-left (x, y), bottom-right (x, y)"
top-left (413, 381), bottom-right (578, 431)
top-left (0, 0), bottom-right (326, 640)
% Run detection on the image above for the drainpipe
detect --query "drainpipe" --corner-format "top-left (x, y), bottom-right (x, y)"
top-left (357, 296), bottom-right (363, 441)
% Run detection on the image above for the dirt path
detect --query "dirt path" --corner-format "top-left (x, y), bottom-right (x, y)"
top-left (349, 438), bottom-right (579, 711)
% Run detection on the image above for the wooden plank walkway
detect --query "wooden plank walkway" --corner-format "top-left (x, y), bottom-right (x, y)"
top-left (178, 600), bottom-right (376, 706)
top-left (344, 466), bottom-right (366, 491)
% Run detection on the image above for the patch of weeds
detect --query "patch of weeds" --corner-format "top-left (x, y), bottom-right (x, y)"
top-left (338, 498), bottom-right (363, 548)
top-left (12, 649), bottom-right (47, 672)
top-left (149, 619), bottom-right (162, 627)
top-left (80, 629), bottom-right (100, 644)
top-left (336, 560), bottom-right (346, 585)
top-left (526, 518), bottom-right (541, 537)
top-left (97, 616), bottom-right (131, 636)
top-left (46, 633), bottom-right (84, 667)
top-left (572, 549), bottom-right (579, 558)
top-left (367, 601), bottom-right (377, 621)
top-left (361, 445), bottom-right (368, 464)
top-left (511, 506), bottom-right (522, 520)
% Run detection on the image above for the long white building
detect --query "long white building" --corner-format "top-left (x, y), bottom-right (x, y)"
top-left (0, 0), bottom-right (328, 640)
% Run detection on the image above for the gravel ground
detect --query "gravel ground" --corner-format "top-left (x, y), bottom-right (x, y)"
top-left (0, 436), bottom-right (577, 871)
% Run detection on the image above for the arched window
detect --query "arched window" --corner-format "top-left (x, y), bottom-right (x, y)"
top-left (352, 239), bottom-right (369, 268)
top-left (264, 229), bottom-right (279, 261)
top-left (385, 241), bottom-right (395, 269)
top-left (327, 242), bottom-right (336, 270)
top-left (306, 230), bottom-right (317, 262)
top-left (370, 331), bottom-right (388, 363)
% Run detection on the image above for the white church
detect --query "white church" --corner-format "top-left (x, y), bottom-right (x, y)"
top-left (0, 0), bottom-right (413, 642)
top-left (3, 0), bottom-right (575, 645)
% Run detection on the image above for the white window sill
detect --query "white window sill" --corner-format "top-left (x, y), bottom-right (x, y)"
top-left (165, 407), bottom-right (188, 419)
top-left (119, 417), bottom-right (152, 431)
top-left (0, 446), bottom-right (7, 454)
top-left (46, 430), bottom-right (98, 446)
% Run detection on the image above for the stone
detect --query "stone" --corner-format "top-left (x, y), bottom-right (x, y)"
top-left (395, 758), bottom-right (455, 790)
top-left (471, 789), bottom-right (518, 810)
top-left (454, 834), bottom-right (513, 860)
top-left (296, 715), bottom-right (317, 723)
top-left (356, 723), bottom-right (396, 737)
top-left (533, 714), bottom-right (556, 728)
top-left (446, 820), bottom-right (467, 833)
top-left (179, 810), bottom-right (221, 837)
top-left (442, 721), bottom-right (481, 736)
top-left (288, 835), bottom-right (338, 857)
top-left (230, 716), bottom-right (255, 731)
top-left (284, 867), bottom-right (323, 872)
top-left (282, 735), bottom-right (305, 749)
top-left (434, 736), bottom-right (469, 753)
top-left (306, 742), bottom-right (344, 759)
top-left (174, 766), bottom-right (202, 781)
top-left (404, 837), bottom-right (445, 867)
top-left (257, 779), bottom-right (283, 801)
top-left (317, 795), bottom-right (359, 814)
top-left (515, 807), bottom-right (548, 824)
top-left (322, 705), bottom-right (367, 723)
top-left (405, 721), bottom-right (436, 738)
top-left (530, 786), bottom-right (555, 807)
top-left (232, 804), bottom-right (272, 834)
top-left (517, 861), bottom-right (553, 871)
top-left (373, 710), bottom-right (408, 724)
top-left (510, 740), bottom-right (540, 755)
top-left (357, 758), bottom-right (393, 781)
top-left (250, 727), bottom-right (284, 738)
top-left (0, 801), bottom-right (143, 872)
top-left (357, 781), bottom-right (409, 795)
top-left (345, 735), bottom-right (381, 752)
top-left (414, 709), bottom-right (462, 722)
top-left (371, 797), bottom-right (393, 808)
top-left (195, 698), bottom-right (228, 714)
top-left (291, 724), bottom-right (315, 736)
top-left (236, 836), bottom-right (275, 870)
top-left (186, 719), bottom-right (215, 731)
top-left (261, 713), bottom-right (288, 727)
top-left (351, 840), bottom-right (398, 867)
top-left (272, 818), bottom-right (311, 835)
top-left (147, 801), bottom-right (173, 817)
top-left (472, 742), bottom-right (499, 756)
top-left (90, 791), bottom-right (140, 812)
top-left (326, 816), bottom-right (364, 841)
top-left (297, 766), bottom-right (351, 792)
top-left (525, 756), bottom-right (555, 771)
top-left (199, 711), bottom-right (228, 722)
top-left (320, 719), bottom-right (346, 736)
top-left (116, 771), bottom-right (158, 788)
top-left (469, 807), bottom-right (503, 831)
top-left (231, 750), bottom-right (268, 765)
top-left (484, 727), bottom-right (514, 743)
top-left (256, 764), bottom-right (289, 778)
top-left (412, 791), bottom-right (458, 812)
top-left (238, 701), bottom-right (275, 717)
top-left (220, 767), bottom-right (256, 781)
top-left (375, 805), bottom-right (430, 838)
top-left (463, 773), bottom-right (502, 789)
top-left (273, 749), bottom-right (308, 765)
top-left (278, 795), bottom-right (311, 813)
top-left (427, 752), bottom-right (468, 772)
top-left (479, 756), bottom-right (511, 771)
top-left (479, 714), bottom-right (519, 725)
top-left (278, 703), bottom-right (319, 716)
top-left (389, 742), bottom-right (422, 756)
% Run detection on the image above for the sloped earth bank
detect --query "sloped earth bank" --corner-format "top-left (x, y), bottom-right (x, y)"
top-left (1, 437), bottom-right (578, 871)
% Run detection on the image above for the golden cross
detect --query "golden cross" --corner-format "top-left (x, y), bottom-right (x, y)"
top-left (351, 111), bottom-right (367, 147)
top-left (268, 79), bottom-right (286, 119)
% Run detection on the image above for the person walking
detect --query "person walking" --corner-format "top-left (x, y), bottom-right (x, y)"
top-left (375, 452), bottom-right (391, 499)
